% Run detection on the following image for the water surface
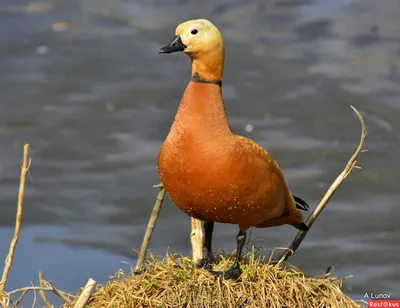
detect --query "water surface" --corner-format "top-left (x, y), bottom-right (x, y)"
top-left (0, 0), bottom-right (399, 302)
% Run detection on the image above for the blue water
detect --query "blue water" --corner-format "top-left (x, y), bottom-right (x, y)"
top-left (1, 0), bottom-right (400, 305)
top-left (0, 226), bottom-right (135, 305)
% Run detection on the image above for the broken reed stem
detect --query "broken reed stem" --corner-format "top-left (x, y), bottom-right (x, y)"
top-left (0, 144), bottom-right (31, 296)
top-left (73, 278), bottom-right (96, 308)
top-left (38, 271), bottom-right (51, 307)
top-left (273, 106), bottom-right (368, 262)
top-left (51, 284), bottom-right (73, 304)
top-left (190, 218), bottom-right (204, 263)
top-left (134, 183), bottom-right (166, 272)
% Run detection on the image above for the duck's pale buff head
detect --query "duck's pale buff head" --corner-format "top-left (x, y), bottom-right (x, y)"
top-left (160, 19), bottom-right (225, 83)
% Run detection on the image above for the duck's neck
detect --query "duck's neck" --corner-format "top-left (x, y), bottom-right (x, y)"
top-left (190, 49), bottom-right (224, 86)
top-left (173, 81), bottom-right (231, 138)
top-left (170, 49), bottom-right (230, 138)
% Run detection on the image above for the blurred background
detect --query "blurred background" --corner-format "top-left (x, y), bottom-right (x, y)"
top-left (0, 0), bottom-right (399, 303)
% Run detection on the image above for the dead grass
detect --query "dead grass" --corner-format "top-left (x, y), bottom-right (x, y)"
top-left (65, 249), bottom-right (365, 308)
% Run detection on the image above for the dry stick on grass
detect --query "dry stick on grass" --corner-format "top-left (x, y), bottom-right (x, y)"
top-left (134, 183), bottom-right (166, 272)
top-left (73, 278), bottom-right (96, 308)
top-left (190, 218), bottom-right (204, 263)
top-left (0, 144), bottom-right (31, 299)
top-left (273, 106), bottom-right (368, 262)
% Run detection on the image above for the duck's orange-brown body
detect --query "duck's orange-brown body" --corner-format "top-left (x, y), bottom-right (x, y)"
top-left (158, 81), bottom-right (304, 232)
top-left (158, 18), bottom-right (307, 278)
top-left (157, 18), bottom-right (306, 237)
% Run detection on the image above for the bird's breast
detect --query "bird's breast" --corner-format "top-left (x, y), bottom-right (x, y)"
top-left (157, 132), bottom-right (284, 225)
top-left (159, 132), bottom-right (236, 219)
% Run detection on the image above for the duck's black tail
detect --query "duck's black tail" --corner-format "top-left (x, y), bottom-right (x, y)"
top-left (293, 195), bottom-right (309, 211)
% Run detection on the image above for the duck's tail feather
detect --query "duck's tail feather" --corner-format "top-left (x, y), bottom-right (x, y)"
top-left (293, 195), bottom-right (309, 211)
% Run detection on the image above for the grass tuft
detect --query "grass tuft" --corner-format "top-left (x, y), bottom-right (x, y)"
top-left (65, 248), bottom-right (365, 308)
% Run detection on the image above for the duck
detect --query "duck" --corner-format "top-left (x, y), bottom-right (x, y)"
top-left (157, 19), bottom-right (309, 279)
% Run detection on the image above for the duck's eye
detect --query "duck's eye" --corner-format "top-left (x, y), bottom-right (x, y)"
top-left (191, 29), bottom-right (198, 35)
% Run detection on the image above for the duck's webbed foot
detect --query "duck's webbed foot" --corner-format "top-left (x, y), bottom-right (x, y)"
top-left (210, 265), bottom-right (242, 280)
top-left (209, 230), bottom-right (246, 280)
top-left (196, 253), bottom-right (217, 270)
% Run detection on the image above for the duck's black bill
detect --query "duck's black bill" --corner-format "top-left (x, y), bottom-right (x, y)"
top-left (159, 35), bottom-right (186, 54)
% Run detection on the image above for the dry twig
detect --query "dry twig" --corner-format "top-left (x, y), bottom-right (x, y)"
top-left (190, 218), bottom-right (204, 263)
top-left (50, 282), bottom-right (73, 304)
top-left (14, 289), bottom-right (28, 307)
top-left (30, 282), bottom-right (37, 308)
top-left (0, 144), bottom-right (31, 297)
top-left (0, 146), bottom-right (72, 307)
top-left (7, 285), bottom-right (73, 298)
top-left (273, 106), bottom-right (368, 262)
top-left (4, 277), bottom-right (73, 306)
top-left (134, 183), bottom-right (166, 272)
top-left (73, 278), bottom-right (96, 308)
top-left (39, 271), bottom-right (51, 307)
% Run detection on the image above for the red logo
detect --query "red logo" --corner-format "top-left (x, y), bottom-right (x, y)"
top-left (369, 300), bottom-right (400, 307)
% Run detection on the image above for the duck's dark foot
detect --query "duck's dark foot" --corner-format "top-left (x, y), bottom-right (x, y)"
top-left (196, 255), bottom-right (217, 270)
top-left (210, 267), bottom-right (242, 280)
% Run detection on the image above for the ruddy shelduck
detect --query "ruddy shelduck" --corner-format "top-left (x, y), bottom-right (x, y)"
top-left (158, 19), bottom-right (309, 279)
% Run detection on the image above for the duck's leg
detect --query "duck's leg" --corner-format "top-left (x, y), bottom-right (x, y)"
top-left (211, 230), bottom-right (246, 280)
top-left (196, 221), bottom-right (216, 269)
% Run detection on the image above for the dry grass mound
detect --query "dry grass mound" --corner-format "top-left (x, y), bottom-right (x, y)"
top-left (66, 250), bottom-right (365, 308)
